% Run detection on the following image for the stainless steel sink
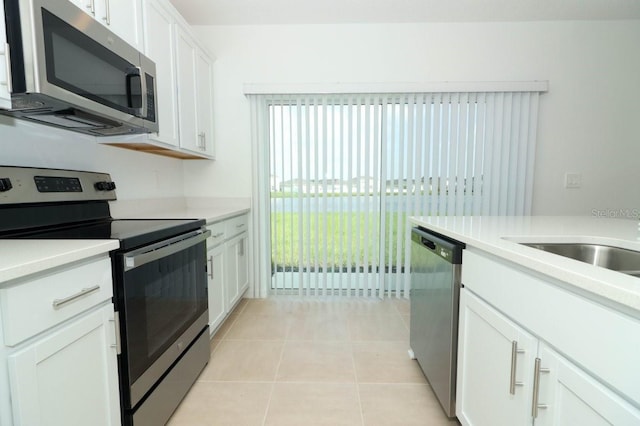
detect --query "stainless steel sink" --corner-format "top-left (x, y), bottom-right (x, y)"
top-left (521, 243), bottom-right (640, 278)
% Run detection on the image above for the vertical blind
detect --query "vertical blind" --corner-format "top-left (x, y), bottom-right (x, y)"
top-left (248, 90), bottom-right (542, 298)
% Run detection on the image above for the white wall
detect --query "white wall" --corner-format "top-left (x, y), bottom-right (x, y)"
top-left (186, 20), bottom-right (640, 216)
top-left (0, 115), bottom-right (184, 200)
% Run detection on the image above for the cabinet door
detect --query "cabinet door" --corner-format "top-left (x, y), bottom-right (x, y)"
top-left (207, 243), bottom-right (226, 334)
top-left (143, 0), bottom-right (179, 146)
top-left (175, 25), bottom-right (199, 153)
top-left (195, 48), bottom-right (215, 158)
top-left (457, 288), bottom-right (537, 426)
top-left (535, 343), bottom-right (640, 426)
top-left (225, 234), bottom-right (244, 311)
top-left (95, 0), bottom-right (144, 50)
top-left (71, 0), bottom-right (143, 50)
top-left (8, 305), bottom-right (120, 426)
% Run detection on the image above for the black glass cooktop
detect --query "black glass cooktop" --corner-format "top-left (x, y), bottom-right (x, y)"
top-left (3, 218), bottom-right (206, 251)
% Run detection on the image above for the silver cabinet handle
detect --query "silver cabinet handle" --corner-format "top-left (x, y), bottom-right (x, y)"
top-left (236, 224), bottom-right (245, 229)
top-left (509, 341), bottom-right (525, 394)
top-left (102, 0), bottom-right (111, 24)
top-left (109, 313), bottom-right (121, 355)
top-left (2, 43), bottom-right (12, 93)
top-left (532, 358), bottom-right (550, 418)
top-left (52, 285), bottom-right (100, 309)
top-left (87, 0), bottom-right (96, 15)
top-left (207, 255), bottom-right (214, 279)
top-left (198, 132), bottom-right (206, 150)
top-left (212, 232), bottom-right (224, 238)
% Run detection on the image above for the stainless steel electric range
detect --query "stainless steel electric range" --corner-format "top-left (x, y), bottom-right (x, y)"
top-left (0, 166), bottom-right (210, 426)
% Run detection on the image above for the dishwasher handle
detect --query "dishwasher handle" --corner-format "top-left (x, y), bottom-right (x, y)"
top-left (411, 227), bottom-right (465, 264)
top-left (420, 236), bottom-right (437, 250)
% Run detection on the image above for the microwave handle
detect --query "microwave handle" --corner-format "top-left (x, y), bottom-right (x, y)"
top-left (139, 67), bottom-right (148, 119)
top-left (126, 67), bottom-right (147, 119)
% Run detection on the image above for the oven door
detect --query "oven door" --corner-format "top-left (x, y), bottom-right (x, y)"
top-left (116, 229), bottom-right (210, 409)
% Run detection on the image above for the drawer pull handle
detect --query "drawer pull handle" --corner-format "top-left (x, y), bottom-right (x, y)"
top-left (109, 313), bottom-right (122, 355)
top-left (213, 232), bottom-right (224, 238)
top-left (236, 224), bottom-right (245, 228)
top-left (532, 357), bottom-right (550, 418)
top-left (52, 285), bottom-right (100, 309)
top-left (509, 340), bottom-right (525, 395)
top-left (208, 255), bottom-right (214, 279)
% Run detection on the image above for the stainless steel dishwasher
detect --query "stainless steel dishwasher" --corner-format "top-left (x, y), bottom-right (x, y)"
top-left (409, 226), bottom-right (464, 418)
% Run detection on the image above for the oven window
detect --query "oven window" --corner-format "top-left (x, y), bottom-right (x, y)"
top-left (41, 8), bottom-right (142, 114)
top-left (144, 259), bottom-right (198, 356)
top-left (121, 241), bottom-right (207, 384)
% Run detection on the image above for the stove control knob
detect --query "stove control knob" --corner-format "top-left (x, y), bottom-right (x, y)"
top-left (0, 178), bottom-right (12, 192)
top-left (95, 181), bottom-right (116, 191)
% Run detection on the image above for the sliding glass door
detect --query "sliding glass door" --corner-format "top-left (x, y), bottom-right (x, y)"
top-left (250, 91), bottom-right (540, 298)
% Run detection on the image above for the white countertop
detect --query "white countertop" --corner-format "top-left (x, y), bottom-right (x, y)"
top-left (410, 216), bottom-right (640, 314)
top-left (110, 197), bottom-right (250, 223)
top-left (0, 240), bottom-right (119, 285)
top-left (0, 198), bottom-right (250, 285)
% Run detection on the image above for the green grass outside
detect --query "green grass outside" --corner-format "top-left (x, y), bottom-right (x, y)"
top-left (270, 212), bottom-right (408, 271)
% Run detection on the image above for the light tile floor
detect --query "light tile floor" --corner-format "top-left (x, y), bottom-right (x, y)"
top-left (168, 297), bottom-right (461, 426)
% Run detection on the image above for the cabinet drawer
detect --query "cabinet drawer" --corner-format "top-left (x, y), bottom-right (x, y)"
top-left (0, 257), bottom-right (113, 346)
top-left (224, 214), bottom-right (248, 238)
top-left (206, 222), bottom-right (226, 248)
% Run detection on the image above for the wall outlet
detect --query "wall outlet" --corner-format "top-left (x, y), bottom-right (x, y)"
top-left (565, 172), bottom-right (582, 189)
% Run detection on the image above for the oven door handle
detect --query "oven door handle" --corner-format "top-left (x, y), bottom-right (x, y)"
top-left (122, 229), bottom-right (211, 271)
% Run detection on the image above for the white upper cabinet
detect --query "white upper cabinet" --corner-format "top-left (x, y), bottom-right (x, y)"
top-left (143, 0), bottom-right (179, 147)
top-left (0, 3), bottom-right (12, 108)
top-left (71, 0), bottom-right (144, 50)
top-left (139, 0), bottom-right (215, 159)
top-left (175, 24), bottom-right (215, 157)
top-left (195, 48), bottom-right (215, 158)
top-left (175, 25), bottom-right (199, 154)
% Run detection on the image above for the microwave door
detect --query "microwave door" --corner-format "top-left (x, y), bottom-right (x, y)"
top-left (40, 8), bottom-right (140, 117)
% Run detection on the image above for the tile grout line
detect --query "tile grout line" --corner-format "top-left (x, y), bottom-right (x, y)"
top-left (261, 323), bottom-right (289, 426)
top-left (349, 340), bottom-right (366, 426)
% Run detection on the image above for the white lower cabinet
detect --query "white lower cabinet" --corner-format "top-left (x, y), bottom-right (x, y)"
top-left (0, 256), bottom-right (120, 426)
top-left (206, 213), bottom-right (249, 336)
top-left (457, 288), bottom-right (537, 426)
top-left (457, 288), bottom-right (640, 426)
top-left (8, 304), bottom-right (120, 426)
top-left (536, 343), bottom-right (640, 426)
top-left (225, 232), bottom-right (248, 310)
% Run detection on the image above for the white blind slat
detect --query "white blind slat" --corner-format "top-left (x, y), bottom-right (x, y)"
top-left (525, 93), bottom-right (540, 215)
top-left (472, 93), bottom-right (486, 216)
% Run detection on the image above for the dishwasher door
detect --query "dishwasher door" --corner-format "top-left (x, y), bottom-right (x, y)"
top-left (409, 227), bottom-right (464, 418)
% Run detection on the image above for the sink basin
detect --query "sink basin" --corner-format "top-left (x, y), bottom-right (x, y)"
top-left (520, 243), bottom-right (640, 278)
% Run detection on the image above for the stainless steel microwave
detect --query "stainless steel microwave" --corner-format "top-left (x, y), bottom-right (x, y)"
top-left (2, 0), bottom-right (158, 136)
